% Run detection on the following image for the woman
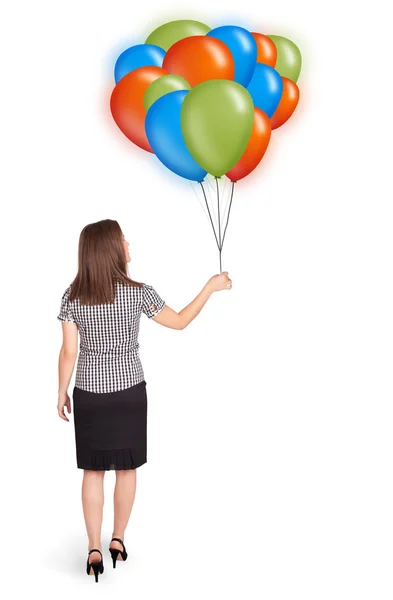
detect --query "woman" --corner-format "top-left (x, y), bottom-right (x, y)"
top-left (57, 219), bottom-right (232, 581)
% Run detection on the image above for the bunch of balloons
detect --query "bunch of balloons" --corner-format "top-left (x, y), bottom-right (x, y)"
top-left (110, 19), bottom-right (302, 270)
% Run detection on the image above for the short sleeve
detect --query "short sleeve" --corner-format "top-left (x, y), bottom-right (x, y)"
top-left (142, 283), bottom-right (165, 319)
top-left (57, 287), bottom-right (75, 323)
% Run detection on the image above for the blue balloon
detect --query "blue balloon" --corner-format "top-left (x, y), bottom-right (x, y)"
top-left (114, 44), bottom-right (166, 83)
top-left (247, 64), bottom-right (283, 118)
top-left (207, 25), bottom-right (257, 87)
top-left (145, 91), bottom-right (207, 182)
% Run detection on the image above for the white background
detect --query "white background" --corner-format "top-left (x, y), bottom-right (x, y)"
top-left (1, 0), bottom-right (392, 596)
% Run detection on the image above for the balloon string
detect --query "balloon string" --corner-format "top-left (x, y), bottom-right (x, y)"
top-left (216, 177), bottom-right (222, 273)
top-left (205, 175), bottom-right (219, 232)
top-left (220, 177), bottom-right (230, 233)
top-left (199, 181), bottom-right (221, 252)
top-left (188, 181), bottom-right (212, 227)
top-left (220, 181), bottom-right (235, 250)
top-left (205, 175), bottom-right (217, 194)
top-left (205, 176), bottom-right (219, 233)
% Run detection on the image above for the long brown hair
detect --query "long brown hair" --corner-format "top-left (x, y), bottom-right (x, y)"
top-left (69, 219), bottom-right (142, 305)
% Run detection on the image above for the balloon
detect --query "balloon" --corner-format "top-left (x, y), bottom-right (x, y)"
top-left (251, 32), bottom-right (277, 67)
top-left (247, 63), bottom-right (283, 118)
top-left (271, 77), bottom-right (300, 130)
top-left (144, 74), bottom-right (191, 112)
top-left (114, 44), bottom-right (166, 83)
top-left (181, 80), bottom-right (254, 177)
top-left (110, 66), bottom-right (168, 152)
top-left (267, 35), bottom-right (302, 82)
top-left (145, 91), bottom-right (207, 181)
top-left (163, 36), bottom-right (234, 87)
top-left (145, 19), bottom-right (211, 51)
top-left (226, 108), bottom-right (271, 181)
top-left (206, 25), bottom-right (257, 87)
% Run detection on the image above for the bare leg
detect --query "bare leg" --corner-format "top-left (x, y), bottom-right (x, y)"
top-left (111, 469), bottom-right (137, 551)
top-left (82, 470), bottom-right (105, 562)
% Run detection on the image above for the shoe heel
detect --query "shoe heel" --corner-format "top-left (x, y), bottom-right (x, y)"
top-left (110, 548), bottom-right (120, 568)
top-left (92, 563), bottom-right (100, 582)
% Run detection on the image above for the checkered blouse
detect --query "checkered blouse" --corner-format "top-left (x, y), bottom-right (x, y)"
top-left (57, 281), bottom-right (165, 393)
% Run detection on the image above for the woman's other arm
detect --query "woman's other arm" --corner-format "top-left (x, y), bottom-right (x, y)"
top-left (152, 272), bottom-right (232, 330)
top-left (57, 322), bottom-right (78, 421)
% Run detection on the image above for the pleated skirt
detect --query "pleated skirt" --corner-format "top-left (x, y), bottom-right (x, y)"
top-left (72, 379), bottom-right (147, 470)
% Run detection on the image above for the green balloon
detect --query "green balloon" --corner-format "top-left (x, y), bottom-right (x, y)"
top-left (267, 35), bottom-right (302, 83)
top-left (144, 75), bottom-right (191, 112)
top-left (145, 20), bottom-right (211, 51)
top-left (181, 80), bottom-right (254, 177)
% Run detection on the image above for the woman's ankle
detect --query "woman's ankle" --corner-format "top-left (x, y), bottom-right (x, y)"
top-left (112, 531), bottom-right (124, 540)
top-left (88, 541), bottom-right (102, 551)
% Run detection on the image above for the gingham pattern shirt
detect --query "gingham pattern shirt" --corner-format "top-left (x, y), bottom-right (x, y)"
top-left (57, 281), bottom-right (165, 393)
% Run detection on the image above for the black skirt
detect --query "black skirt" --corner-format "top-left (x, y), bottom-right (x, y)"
top-left (72, 380), bottom-right (147, 471)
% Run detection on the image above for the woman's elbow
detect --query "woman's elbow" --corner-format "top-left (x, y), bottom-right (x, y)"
top-left (178, 317), bottom-right (190, 330)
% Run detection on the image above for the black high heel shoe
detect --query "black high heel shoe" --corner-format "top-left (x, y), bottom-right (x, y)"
top-left (86, 549), bottom-right (104, 582)
top-left (109, 537), bottom-right (128, 568)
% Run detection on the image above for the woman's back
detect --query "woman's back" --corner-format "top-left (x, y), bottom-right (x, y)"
top-left (58, 281), bottom-right (165, 393)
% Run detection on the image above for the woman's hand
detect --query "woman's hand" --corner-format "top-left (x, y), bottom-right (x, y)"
top-left (58, 392), bottom-right (71, 422)
top-left (152, 272), bottom-right (232, 330)
top-left (207, 271), bottom-right (232, 293)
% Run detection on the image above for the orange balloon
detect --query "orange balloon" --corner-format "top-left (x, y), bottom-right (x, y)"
top-left (271, 77), bottom-right (300, 130)
top-left (226, 108), bottom-right (271, 182)
top-left (110, 66), bottom-right (168, 152)
top-left (251, 33), bottom-right (277, 67)
top-left (162, 36), bottom-right (234, 87)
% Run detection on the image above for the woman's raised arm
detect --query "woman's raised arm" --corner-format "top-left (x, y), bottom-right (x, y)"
top-left (152, 272), bottom-right (232, 330)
